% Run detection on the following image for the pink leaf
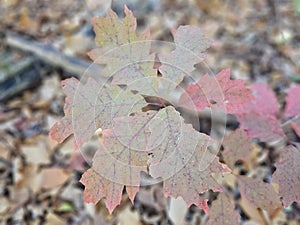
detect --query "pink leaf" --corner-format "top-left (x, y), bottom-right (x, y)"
top-left (238, 83), bottom-right (279, 116)
top-left (206, 193), bottom-right (240, 225)
top-left (284, 84), bottom-right (300, 117)
top-left (179, 69), bottom-right (253, 114)
top-left (234, 83), bottom-right (285, 142)
top-left (237, 176), bottom-right (281, 215)
top-left (237, 113), bottom-right (285, 142)
top-left (222, 128), bottom-right (253, 169)
top-left (272, 144), bottom-right (300, 207)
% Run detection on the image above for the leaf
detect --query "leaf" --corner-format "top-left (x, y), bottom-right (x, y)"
top-left (80, 168), bottom-right (124, 214)
top-left (81, 106), bottom-right (197, 212)
top-left (222, 128), bottom-right (253, 169)
top-left (272, 144), bottom-right (300, 207)
top-left (234, 83), bottom-right (285, 142)
top-left (158, 25), bottom-right (211, 92)
top-left (237, 176), bottom-right (281, 215)
top-left (149, 122), bottom-right (229, 213)
top-left (40, 168), bottom-right (69, 189)
top-left (178, 69), bottom-right (253, 114)
top-left (238, 83), bottom-right (279, 116)
top-left (49, 77), bottom-right (78, 144)
top-left (89, 6), bottom-right (158, 96)
top-left (206, 193), bottom-right (240, 225)
top-left (284, 85), bottom-right (300, 136)
top-left (50, 77), bottom-right (147, 150)
top-left (237, 113), bottom-right (285, 142)
top-left (92, 6), bottom-right (138, 47)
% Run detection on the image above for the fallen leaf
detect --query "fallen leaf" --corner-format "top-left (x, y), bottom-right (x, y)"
top-left (40, 168), bottom-right (69, 189)
top-left (272, 144), bottom-right (300, 207)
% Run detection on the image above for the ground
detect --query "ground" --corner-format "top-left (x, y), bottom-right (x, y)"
top-left (0, 0), bottom-right (300, 224)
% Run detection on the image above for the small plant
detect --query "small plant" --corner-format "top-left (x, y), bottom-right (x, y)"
top-left (50, 6), bottom-right (300, 223)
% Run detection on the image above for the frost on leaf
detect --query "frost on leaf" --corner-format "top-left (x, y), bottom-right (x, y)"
top-left (80, 169), bottom-right (123, 214)
top-left (236, 83), bottom-right (285, 142)
top-left (206, 193), bottom-right (240, 225)
top-left (237, 176), bottom-right (281, 216)
top-left (222, 129), bottom-right (253, 169)
top-left (88, 6), bottom-right (158, 96)
top-left (158, 25), bottom-right (211, 92)
top-left (149, 122), bottom-right (228, 213)
top-left (272, 144), bottom-right (300, 207)
top-left (50, 77), bottom-right (147, 150)
top-left (179, 69), bottom-right (253, 114)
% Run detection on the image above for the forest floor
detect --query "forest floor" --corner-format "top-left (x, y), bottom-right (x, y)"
top-left (0, 0), bottom-right (300, 224)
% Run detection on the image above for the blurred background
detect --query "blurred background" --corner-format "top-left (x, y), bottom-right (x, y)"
top-left (0, 0), bottom-right (300, 224)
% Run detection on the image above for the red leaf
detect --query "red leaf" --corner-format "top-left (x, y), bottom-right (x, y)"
top-left (238, 83), bottom-right (279, 116)
top-left (80, 169), bottom-right (124, 214)
top-left (237, 176), bottom-right (281, 215)
top-left (284, 84), bottom-right (300, 117)
top-left (237, 113), bottom-right (285, 142)
top-left (179, 69), bottom-right (253, 114)
top-left (235, 83), bottom-right (285, 142)
top-left (272, 144), bottom-right (300, 207)
top-left (222, 128), bottom-right (253, 169)
top-left (206, 193), bottom-right (240, 225)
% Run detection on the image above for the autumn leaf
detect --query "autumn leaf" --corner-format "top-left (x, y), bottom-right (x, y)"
top-left (235, 83), bottom-right (285, 142)
top-left (237, 176), bottom-right (281, 216)
top-left (49, 77), bottom-right (78, 144)
top-left (272, 144), bottom-right (300, 207)
top-left (206, 193), bottom-right (240, 225)
top-left (88, 6), bottom-right (158, 96)
top-left (222, 128), bottom-right (253, 169)
top-left (81, 106), bottom-right (201, 212)
top-left (158, 25), bottom-right (211, 92)
top-left (284, 84), bottom-right (300, 137)
top-left (50, 77), bottom-right (147, 150)
top-left (178, 69), bottom-right (253, 114)
top-left (284, 84), bottom-right (300, 117)
top-left (238, 83), bottom-right (279, 116)
top-left (149, 121), bottom-right (229, 213)
top-left (236, 113), bottom-right (285, 143)
top-left (80, 169), bottom-right (124, 214)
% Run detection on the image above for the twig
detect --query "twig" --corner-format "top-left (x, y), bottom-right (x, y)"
top-left (3, 32), bottom-right (94, 77)
top-left (281, 115), bottom-right (300, 128)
